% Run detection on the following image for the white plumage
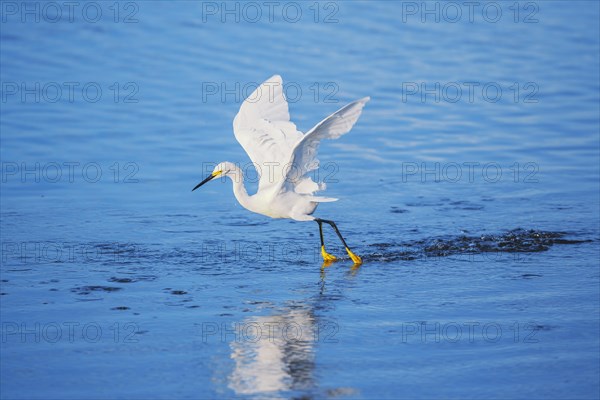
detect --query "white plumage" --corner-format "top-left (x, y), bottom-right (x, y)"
top-left (193, 75), bottom-right (369, 264)
top-left (230, 75), bottom-right (369, 217)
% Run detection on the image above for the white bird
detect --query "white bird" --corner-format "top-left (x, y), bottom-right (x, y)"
top-left (193, 75), bottom-right (369, 265)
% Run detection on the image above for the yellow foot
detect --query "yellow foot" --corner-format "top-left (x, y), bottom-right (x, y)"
top-left (321, 246), bottom-right (338, 262)
top-left (346, 247), bottom-right (362, 265)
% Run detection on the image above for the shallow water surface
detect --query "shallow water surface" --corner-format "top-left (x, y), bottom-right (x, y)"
top-left (1, 1), bottom-right (599, 399)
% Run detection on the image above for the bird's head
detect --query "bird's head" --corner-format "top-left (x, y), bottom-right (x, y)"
top-left (192, 161), bottom-right (237, 191)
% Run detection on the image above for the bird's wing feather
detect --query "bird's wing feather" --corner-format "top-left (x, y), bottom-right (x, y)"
top-left (283, 97), bottom-right (370, 194)
top-left (233, 75), bottom-right (304, 191)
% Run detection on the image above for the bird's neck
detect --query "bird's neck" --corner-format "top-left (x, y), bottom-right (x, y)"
top-left (228, 166), bottom-right (253, 210)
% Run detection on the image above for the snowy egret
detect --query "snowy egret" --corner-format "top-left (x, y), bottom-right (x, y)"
top-left (193, 75), bottom-right (369, 265)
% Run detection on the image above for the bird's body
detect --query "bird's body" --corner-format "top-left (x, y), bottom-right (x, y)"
top-left (193, 75), bottom-right (369, 264)
top-left (213, 162), bottom-right (319, 221)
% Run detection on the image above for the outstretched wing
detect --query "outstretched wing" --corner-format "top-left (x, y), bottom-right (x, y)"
top-left (283, 97), bottom-right (370, 195)
top-left (233, 75), bottom-right (304, 191)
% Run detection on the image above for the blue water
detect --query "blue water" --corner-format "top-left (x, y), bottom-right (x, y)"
top-left (1, 1), bottom-right (599, 399)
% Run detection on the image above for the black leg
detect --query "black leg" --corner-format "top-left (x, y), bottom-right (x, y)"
top-left (321, 220), bottom-right (349, 248)
top-left (320, 219), bottom-right (362, 265)
top-left (315, 219), bottom-right (325, 247)
top-left (314, 218), bottom-right (337, 262)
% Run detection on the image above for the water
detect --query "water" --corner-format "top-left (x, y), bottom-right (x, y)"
top-left (1, 1), bottom-right (599, 399)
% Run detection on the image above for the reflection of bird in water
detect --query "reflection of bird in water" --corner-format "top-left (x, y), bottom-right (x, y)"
top-left (192, 75), bottom-right (369, 266)
top-left (228, 306), bottom-right (317, 395)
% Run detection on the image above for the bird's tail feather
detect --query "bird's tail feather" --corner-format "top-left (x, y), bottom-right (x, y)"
top-left (306, 196), bottom-right (338, 202)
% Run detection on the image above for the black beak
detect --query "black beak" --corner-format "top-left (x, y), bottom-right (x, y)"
top-left (192, 174), bottom-right (215, 191)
